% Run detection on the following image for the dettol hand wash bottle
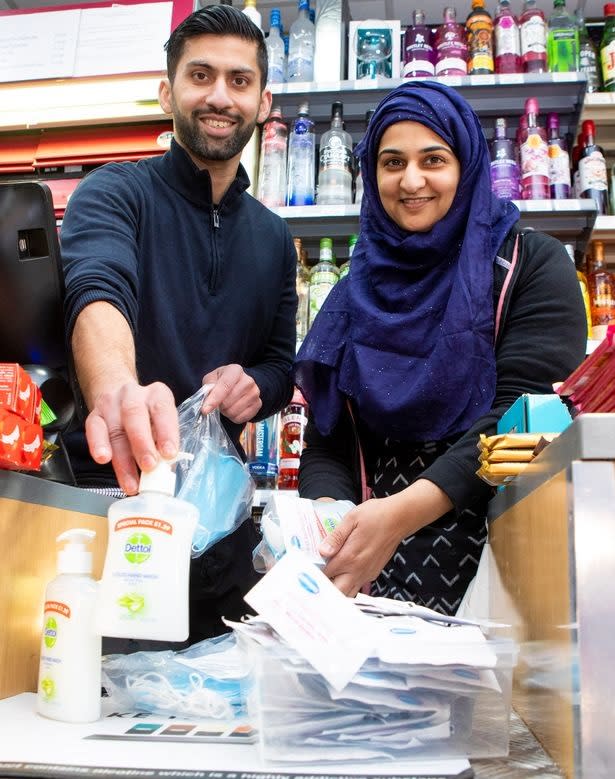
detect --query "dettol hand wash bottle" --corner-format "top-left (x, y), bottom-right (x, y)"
top-left (37, 528), bottom-right (101, 723)
top-left (96, 458), bottom-right (199, 641)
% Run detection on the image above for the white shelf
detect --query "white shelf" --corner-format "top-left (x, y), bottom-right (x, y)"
top-left (592, 215), bottom-right (615, 241)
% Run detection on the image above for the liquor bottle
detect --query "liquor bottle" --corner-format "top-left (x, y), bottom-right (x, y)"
top-left (547, 0), bottom-right (579, 72)
top-left (547, 112), bottom-right (571, 200)
top-left (564, 244), bottom-right (593, 340)
top-left (266, 9), bottom-right (286, 84)
top-left (601, 3), bottom-right (615, 91)
top-left (287, 102), bottom-right (315, 206)
top-left (308, 237), bottom-right (339, 327)
top-left (278, 388), bottom-right (308, 490)
top-left (317, 101), bottom-right (353, 206)
top-left (519, 97), bottom-right (550, 200)
top-left (466, 0), bottom-right (494, 74)
top-left (246, 415), bottom-right (280, 489)
top-left (520, 0), bottom-right (547, 73)
top-left (257, 106), bottom-right (288, 208)
top-left (242, 0), bottom-right (261, 29)
top-left (576, 8), bottom-right (601, 92)
top-left (578, 119), bottom-right (608, 215)
top-left (490, 118), bottom-right (520, 199)
top-left (339, 234), bottom-right (358, 280)
top-left (294, 237), bottom-right (310, 348)
top-left (586, 240), bottom-right (615, 340)
top-left (403, 9), bottom-right (436, 77)
top-left (494, 0), bottom-right (522, 74)
top-left (435, 7), bottom-right (469, 77)
top-left (287, 0), bottom-right (315, 82)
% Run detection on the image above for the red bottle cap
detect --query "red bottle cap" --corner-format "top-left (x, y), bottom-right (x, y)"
top-left (604, 3), bottom-right (615, 15)
top-left (582, 119), bottom-right (596, 137)
top-left (524, 97), bottom-right (539, 116)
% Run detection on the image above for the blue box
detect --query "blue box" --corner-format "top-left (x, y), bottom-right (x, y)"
top-left (497, 394), bottom-right (572, 435)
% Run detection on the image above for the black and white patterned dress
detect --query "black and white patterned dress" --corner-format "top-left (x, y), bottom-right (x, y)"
top-left (370, 438), bottom-right (488, 615)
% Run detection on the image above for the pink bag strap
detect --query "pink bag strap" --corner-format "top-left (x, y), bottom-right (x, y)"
top-left (346, 398), bottom-right (372, 503)
top-left (494, 233), bottom-right (520, 343)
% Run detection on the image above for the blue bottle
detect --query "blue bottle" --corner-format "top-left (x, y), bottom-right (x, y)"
top-left (286, 102), bottom-right (315, 206)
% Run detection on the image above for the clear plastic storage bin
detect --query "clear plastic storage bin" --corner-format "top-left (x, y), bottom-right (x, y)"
top-left (244, 637), bottom-right (518, 763)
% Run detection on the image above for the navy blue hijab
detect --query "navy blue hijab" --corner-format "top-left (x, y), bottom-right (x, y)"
top-left (295, 81), bottom-right (519, 441)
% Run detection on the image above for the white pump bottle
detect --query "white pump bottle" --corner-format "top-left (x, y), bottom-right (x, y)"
top-left (37, 528), bottom-right (101, 723)
top-left (96, 458), bottom-right (199, 642)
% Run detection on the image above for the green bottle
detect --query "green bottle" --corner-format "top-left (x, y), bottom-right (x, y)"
top-left (339, 234), bottom-right (358, 280)
top-left (547, 0), bottom-right (579, 72)
top-left (601, 3), bottom-right (615, 91)
top-left (308, 238), bottom-right (339, 328)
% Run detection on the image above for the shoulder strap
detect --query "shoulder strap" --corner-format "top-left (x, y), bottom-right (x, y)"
top-left (494, 233), bottom-right (520, 343)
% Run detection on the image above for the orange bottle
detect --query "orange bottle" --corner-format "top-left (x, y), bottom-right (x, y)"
top-left (586, 240), bottom-right (615, 340)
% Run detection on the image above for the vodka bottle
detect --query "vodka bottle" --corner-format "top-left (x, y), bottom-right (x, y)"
top-left (266, 9), bottom-right (285, 84)
top-left (287, 0), bottom-right (315, 82)
top-left (287, 102), bottom-right (316, 206)
top-left (547, 0), bottom-right (579, 72)
top-left (242, 0), bottom-right (261, 29)
top-left (257, 106), bottom-right (288, 208)
top-left (317, 101), bottom-right (353, 205)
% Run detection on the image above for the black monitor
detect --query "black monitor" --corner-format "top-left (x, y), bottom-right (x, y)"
top-left (0, 181), bottom-right (66, 370)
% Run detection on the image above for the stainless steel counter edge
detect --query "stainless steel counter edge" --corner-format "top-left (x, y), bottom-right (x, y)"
top-left (0, 469), bottom-right (113, 516)
top-left (488, 413), bottom-right (615, 520)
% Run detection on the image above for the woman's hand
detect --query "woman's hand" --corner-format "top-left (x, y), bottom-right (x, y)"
top-left (318, 479), bottom-right (454, 597)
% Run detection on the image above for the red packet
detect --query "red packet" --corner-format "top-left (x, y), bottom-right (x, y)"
top-left (0, 409), bottom-right (25, 470)
top-left (0, 363), bottom-right (41, 424)
top-left (21, 422), bottom-right (43, 471)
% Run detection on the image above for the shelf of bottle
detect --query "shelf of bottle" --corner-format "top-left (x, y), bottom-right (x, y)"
top-left (273, 199), bottom-right (598, 259)
top-left (0, 71), bottom-right (587, 135)
top-left (271, 73), bottom-right (587, 140)
top-left (581, 92), bottom-right (615, 154)
top-left (591, 215), bottom-right (615, 241)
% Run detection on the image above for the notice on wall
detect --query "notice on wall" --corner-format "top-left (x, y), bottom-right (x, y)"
top-left (0, 1), bottom-right (172, 84)
top-left (0, 9), bottom-right (81, 83)
top-left (73, 2), bottom-right (172, 78)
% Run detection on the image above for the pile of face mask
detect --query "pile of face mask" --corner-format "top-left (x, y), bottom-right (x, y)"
top-left (228, 596), bottom-right (517, 762)
top-left (102, 633), bottom-right (251, 719)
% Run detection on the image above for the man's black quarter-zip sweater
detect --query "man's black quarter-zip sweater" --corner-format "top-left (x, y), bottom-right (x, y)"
top-left (61, 140), bottom-right (297, 481)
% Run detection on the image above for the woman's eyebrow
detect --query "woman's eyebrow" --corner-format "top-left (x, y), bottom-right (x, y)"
top-left (378, 144), bottom-right (452, 158)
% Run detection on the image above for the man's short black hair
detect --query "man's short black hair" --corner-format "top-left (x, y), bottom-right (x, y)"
top-left (165, 5), bottom-right (268, 89)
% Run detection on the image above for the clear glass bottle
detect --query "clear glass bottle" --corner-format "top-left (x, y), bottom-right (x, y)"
top-left (287, 0), bottom-right (315, 82)
top-left (308, 237), bottom-right (339, 328)
top-left (286, 102), bottom-right (315, 206)
top-left (586, 240), bottom-right (615, 340)
top-left (294, 237), bottom-right (310, 348)
top-left (257, 106), bottom-right (288, 208)
top-left (520, 0), bottom-right (547, 72)
top-left (317, 101), bottom-right (353, 206)
top-left (242, 0), bottom-right (261, 29)
top-left (576, 8), bottom-right (601, 92)
top-left (266, 8), bottom-right (285, 84)
top-left (278, 388), bottom-right (308, 490)
top-left (547, 0), bottom-right (579, 72)
top-left (494, 0), bottom-right (522, 74)
top-left (339, 234), bottom-right (358, 280)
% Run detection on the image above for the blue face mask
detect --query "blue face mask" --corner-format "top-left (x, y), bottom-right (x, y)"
top-left (177, 441), bottom-right (254, 558)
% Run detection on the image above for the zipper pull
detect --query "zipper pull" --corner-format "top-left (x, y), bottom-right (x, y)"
top-left (213, 208), bottom-right (220, 228)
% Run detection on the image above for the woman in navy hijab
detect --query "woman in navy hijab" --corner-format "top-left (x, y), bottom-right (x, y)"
top-left (295, 81), bottom-right (586, 614)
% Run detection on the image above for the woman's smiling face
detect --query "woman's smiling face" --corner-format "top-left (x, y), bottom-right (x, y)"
top-left (376, 121), bottom-right (461, 233)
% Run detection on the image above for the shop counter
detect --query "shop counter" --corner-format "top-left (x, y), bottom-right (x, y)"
top-left (487, 413), bottom-right (615, 779)
top-left (0, 470), bottom-right (111, 700)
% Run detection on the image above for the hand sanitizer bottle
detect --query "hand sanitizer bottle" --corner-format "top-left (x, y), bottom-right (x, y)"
top-left (96, 458), bottom-right (199, 642)
top-left (37, 528), bottom-right (101, 723)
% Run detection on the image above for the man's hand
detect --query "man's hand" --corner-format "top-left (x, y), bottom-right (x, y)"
top-left (201, 364), bottom-right (262, 422)
top-left (85, 380), bottom-right (179, 495)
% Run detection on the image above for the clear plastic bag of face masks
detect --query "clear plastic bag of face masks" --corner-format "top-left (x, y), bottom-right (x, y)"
top-left (175, 384), bottom-right (255, 558)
